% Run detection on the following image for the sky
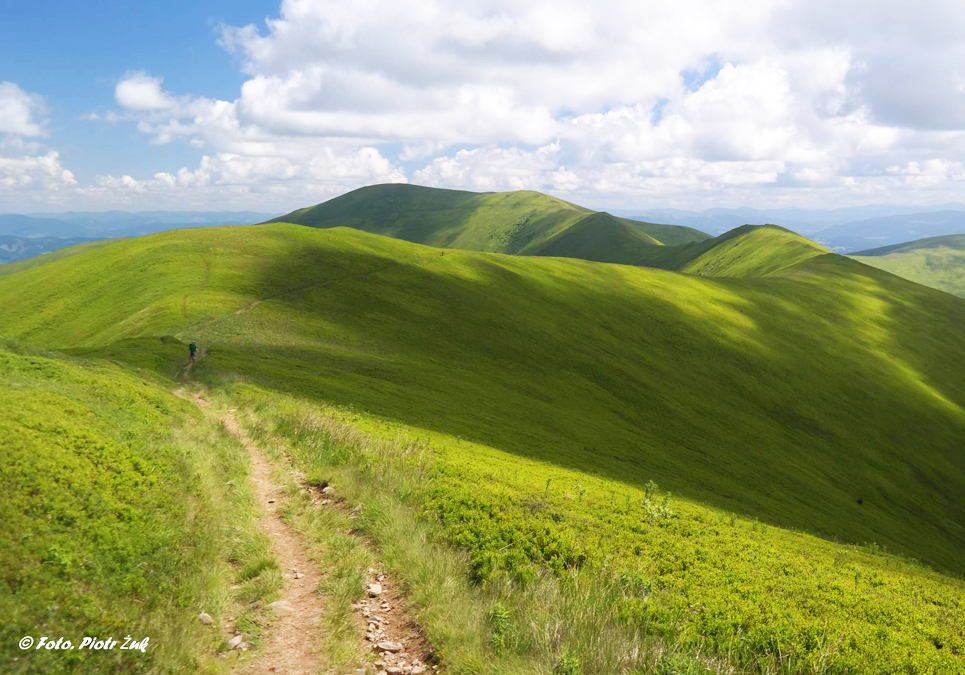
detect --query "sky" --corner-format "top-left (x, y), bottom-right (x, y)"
top-left (2, 0), bottom-right (965, 213)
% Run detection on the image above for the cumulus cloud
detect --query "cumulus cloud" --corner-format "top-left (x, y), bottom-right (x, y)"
top-left (0, 85), bottom-right (78, 210)
top-left (0, 82), bottom-right (46, 137)
top-left (115, 72), bottom-right (176, 111)
top-left (19, 0), bottom-right (965, 210)
top-left (0, 150), bottom-right (76, 190)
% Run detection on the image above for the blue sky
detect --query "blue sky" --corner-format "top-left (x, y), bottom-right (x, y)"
top-left (1, 1), bottom-right (271, 182)
top-left (1, 0), bottom-right (964, 212)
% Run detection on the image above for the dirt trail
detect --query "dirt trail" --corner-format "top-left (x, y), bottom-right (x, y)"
top-left (212, 397), bottom-right (327, 675)
top-left (183, 358), bottom-right (434, 674)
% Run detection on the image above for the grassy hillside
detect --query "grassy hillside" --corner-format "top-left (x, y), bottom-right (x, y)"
top-left (542, 222), bottom-right (829, 275)
top-left (0, 340), bottom-right (281, 674)
top-left (269, 183), bottom-right (709, 262)
top-left (2, 223), bottom-right (963, 566)
top-left (677, 224), bottom-right (828, 277)
top-left (0, 239), bottom-right (115, 279)
top-left (530, 211), bottom-right (663, 264)
top-left (3, 224), bottom-right (965, 672)
top-left (852, 233), bottom-right (965, 298)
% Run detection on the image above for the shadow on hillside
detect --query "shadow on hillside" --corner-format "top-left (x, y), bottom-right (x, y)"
top-left (186, 233), bottom-right (965, 576)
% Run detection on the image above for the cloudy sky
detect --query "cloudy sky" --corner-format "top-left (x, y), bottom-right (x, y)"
top-left (2, 0), bottom-right (965, 212)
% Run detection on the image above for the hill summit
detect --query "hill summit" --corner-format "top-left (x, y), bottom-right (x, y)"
top-left (269, 183), bottom-right (710, 264)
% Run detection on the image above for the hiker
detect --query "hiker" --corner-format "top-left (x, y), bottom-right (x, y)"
top-left (189, 341), bottom-right (198, 362)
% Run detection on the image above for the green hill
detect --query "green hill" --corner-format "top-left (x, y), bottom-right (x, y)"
top-left (529, 211), bottom-right (663, 264)
top-left (269, 183), bottom-right (710, 263)
top-left (852, 233), bottom-right (965, 298)
top-left (2, 223), bottom-right (963, 567)
top-left (677, 224), bottom-right (828, 277)
top-left (0, 239), bottom-right (115, 279)
top-left (3, 224), bottom-right (965, 672)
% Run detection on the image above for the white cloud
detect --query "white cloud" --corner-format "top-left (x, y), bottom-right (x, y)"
top-left (414, 143), bottom-right (562, 191)
top-left (115, 72), bottom-right (176, 111)
top-left (0, 85), bottom-right (77, 210)
top-left (0, 82), bottom-right (45, 137)
top-left (10, 0), bottom-right (965, 211)
top-left (0, 150), bottom-right (76, 192)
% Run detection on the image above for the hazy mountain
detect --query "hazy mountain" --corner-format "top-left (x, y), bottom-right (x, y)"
top-left (812, 210), bottom-right (965, 252)
top-left (0, 210), bottom-right (280, 239)
top-left (0, 214), bottom-right (81, 238)
top-left (616, 203), bottom-right (965, 237)
top-left (0, 235), bottom-right (96, 264)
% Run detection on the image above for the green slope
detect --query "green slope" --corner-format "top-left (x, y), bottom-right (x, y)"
top-left (1, 223), bottom-right (963, 568)
top-left (677, 224), bottom-right (828, 277)
top-left (531, 222), bottom-right (828, 276)
top-left (0, 238), bottom-right (115, 279)
top-left (852, 233), bottom-right (965, 298)
top-left (0, 340), bottom-right (280, 674)
top-left (4, 225), bottom-right (965, 671)
top-left (269, 183), bottom-right (709, 261)
top-left (530, 211), bottom-right (663, 264)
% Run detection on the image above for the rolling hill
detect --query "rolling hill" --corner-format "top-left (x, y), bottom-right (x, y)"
top-left (268, 183), bottom-right (710, 264)
top-left (852, 234), bottom-right (965, 298)
top-left (1, 223), bottom-right (963, 568)
top-left (3, 223), bottom-right (965, 672)
top-left (676, 225), bottom-right (828, 277)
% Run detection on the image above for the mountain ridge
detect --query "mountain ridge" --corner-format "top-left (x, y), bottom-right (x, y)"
top-left (269, 183), bottom-right (711, 265)
top-left (852, 233), bottom-right (965, 298)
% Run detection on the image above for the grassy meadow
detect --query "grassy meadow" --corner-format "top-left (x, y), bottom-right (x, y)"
top-left (852, 233), bottom-right (965, 298)
top-left (0, 340), bottom-right (283, 674)
top-left (3, 216), bottom-right (965, 673)
top-left (217, 383), bottom-right (965, 674)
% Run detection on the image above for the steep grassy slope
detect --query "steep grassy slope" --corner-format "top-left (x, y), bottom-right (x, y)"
top-left (852, 233), bottom-right (965, 298)
top-left (238, 386), bottom-right (965, 674)
top-left (1, 224), bottom-right (963, 570)
top-left (0, 340), bottom-right (281, 674)
top-left (529, 211), bottom-right (662, 264)
top-left (537, 223), bottom-right (828, 276)
top-left (269, 183), bottom-right (709, 260)
top-left (677, 224), bottom-right (828, 277)
top-left (3, 225), bottom-right (965, 672)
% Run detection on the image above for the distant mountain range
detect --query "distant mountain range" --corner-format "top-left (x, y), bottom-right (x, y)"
top-left (813, 210), bottom-right (965, 252)
top-left (0, 235), bottom-right (95, 264)
top-left (0, 210), bottom-right (280, 263)
top-left (6, 199), bottom-right (965, 265)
